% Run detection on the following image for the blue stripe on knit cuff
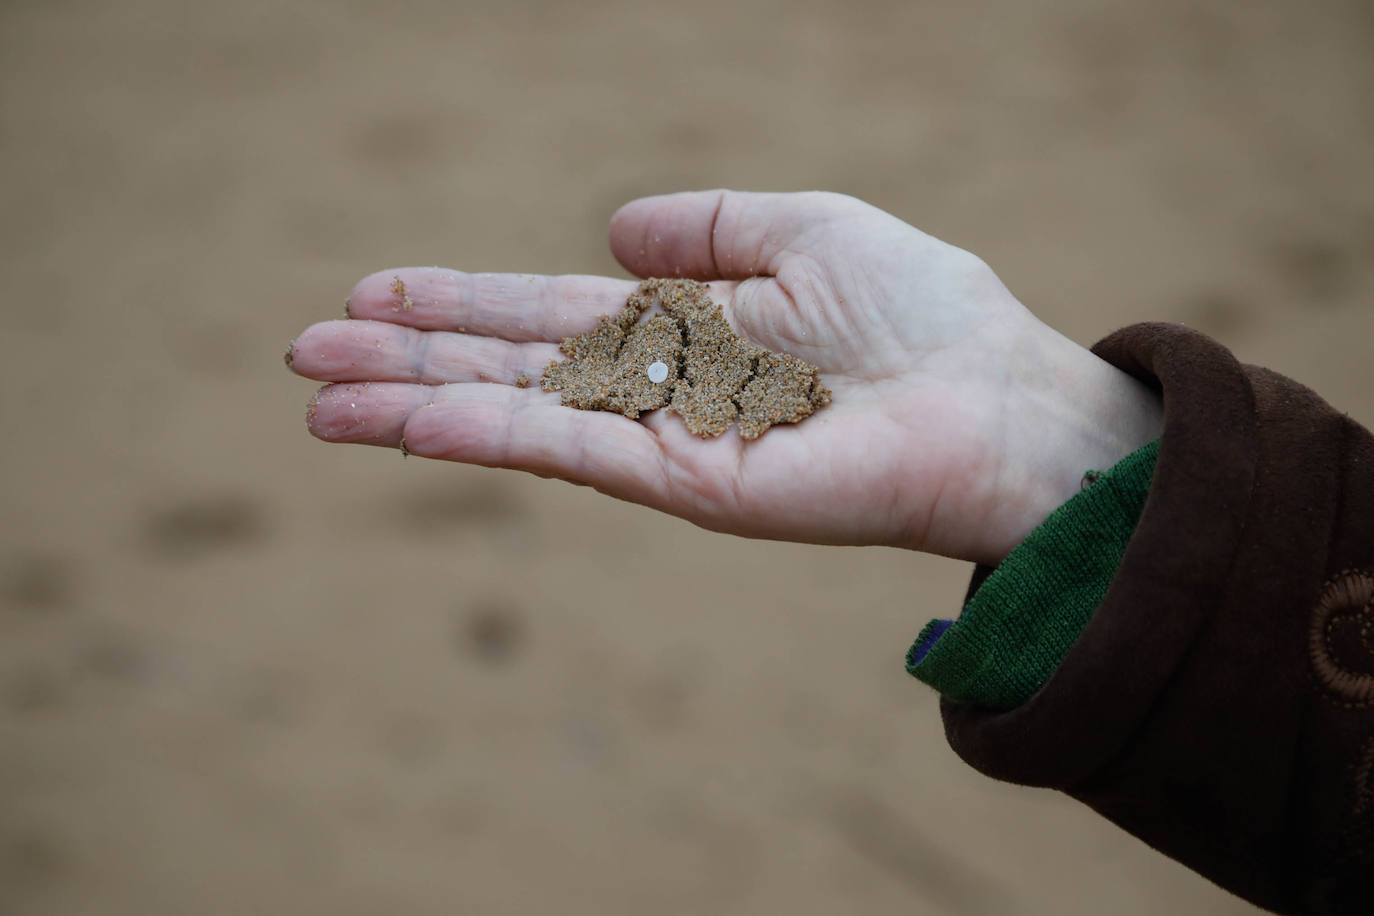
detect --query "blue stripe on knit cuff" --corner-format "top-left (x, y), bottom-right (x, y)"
top-left (906, 618), bottom-right (955, 668)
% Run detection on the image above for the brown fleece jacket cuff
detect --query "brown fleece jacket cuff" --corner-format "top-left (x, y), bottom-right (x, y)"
top-left (939, 322), bottom-right (1374, 915)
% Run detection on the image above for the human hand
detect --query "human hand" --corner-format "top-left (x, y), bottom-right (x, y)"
top-left (288, 191), bottom-right (1162, 564)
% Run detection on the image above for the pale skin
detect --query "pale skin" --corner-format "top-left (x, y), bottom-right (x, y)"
top-left (289, 190), bottom-right (1164, 566)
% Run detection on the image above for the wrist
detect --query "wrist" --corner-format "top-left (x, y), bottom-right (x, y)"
top-left (988, 325), bottom-right (1163, 563)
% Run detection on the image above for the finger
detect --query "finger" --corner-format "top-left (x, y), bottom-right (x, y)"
top-left (404, 386), bottom-right (669, 505)
top-left (290, 320), bottom-right (558, 386)
top-left (345, 268), bottom-right (639, 341)
top-left (307, 381), bottom-right (670, 507)
top-left (608, 189), bottom-right (870, 281)
top-left (305, 382), bottom-right (429, 446)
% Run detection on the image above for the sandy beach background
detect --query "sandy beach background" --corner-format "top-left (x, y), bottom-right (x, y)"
top-left (2, 1), bottom-right (1371, 913)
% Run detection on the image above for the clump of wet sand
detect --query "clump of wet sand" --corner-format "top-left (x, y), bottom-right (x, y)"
top-left (541, 279), bottom-right (830, 439)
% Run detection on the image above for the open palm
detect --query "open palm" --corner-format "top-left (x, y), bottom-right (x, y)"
top-left (290, 191), bottom-right (1160, 564)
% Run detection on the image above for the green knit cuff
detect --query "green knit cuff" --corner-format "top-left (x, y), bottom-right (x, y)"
top-left (906, 439), bottom-right (1160, 710)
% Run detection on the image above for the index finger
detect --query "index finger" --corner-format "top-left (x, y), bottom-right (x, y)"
top-left (345, 269), bottom-right (640, 342)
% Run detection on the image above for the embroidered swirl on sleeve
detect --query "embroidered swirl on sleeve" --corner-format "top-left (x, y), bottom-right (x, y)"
top-left (1310, 571), bottom-right (1374, 860)
top-left (1356, 737), bottom-right (1374, 820)
top-left (1308, 571), bottom-right (1374, 705)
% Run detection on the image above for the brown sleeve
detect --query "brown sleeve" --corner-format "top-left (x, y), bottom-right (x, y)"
top-left (940, 322), bottom-right (1374, 915)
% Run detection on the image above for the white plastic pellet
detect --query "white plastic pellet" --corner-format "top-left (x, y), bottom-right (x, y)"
top-left (646, 361), bottom-right (669, 384)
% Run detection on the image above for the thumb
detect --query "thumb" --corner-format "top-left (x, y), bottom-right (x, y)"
top-left (607, 189), bottom-right (868, 281)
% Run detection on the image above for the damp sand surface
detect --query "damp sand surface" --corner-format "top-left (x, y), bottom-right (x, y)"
top-left (390, 276), bottom-right (414, 311)
top-left (541, 279), bottom-right (830, 439)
